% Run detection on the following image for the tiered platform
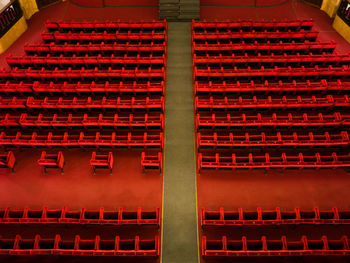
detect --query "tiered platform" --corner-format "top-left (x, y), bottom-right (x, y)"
top-left (0, 20), bottom-right (167, 262)
top-left (192, 19), bottom-right (350, 263)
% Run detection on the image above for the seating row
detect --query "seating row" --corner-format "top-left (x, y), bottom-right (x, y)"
top-left (141, 152), bottom-right (162, 172)
top-left (195, 95), bottom-right (350, 110)
top-left (0, 132), bottom-right (164, 148)
top-left (46, 20), bottom-right (167, 33)
top-left (192, 19), bottom-right (314, 33)
top-left (192, 31), bottom-right (319, 44)
top-left (193, 53), bottom-right (350, 69)
top-left (0, 206), bottom-right (160, 224)
top-left (0, 235), bottom-right (159, 256)
top-left (24, 43), bottom-right (166, 57)
top-left (196, 112), bottom-right (350, 129)
top-left (6, 54), bottom-right (166, 69)
top-left (201, 207), bottom-right (350, 226)
top-left (194, 66), bottom-right (350, 83)
top-left (193, 41), bottom-right (336, 56)
top-left (202, 236), bottom-right (350, 257)
top-left (198, 152), bottom-right (350, 170)
top-left (0, 97), bottom-right (164, 112)
top-left (197, 131), bottom-right (350, 148)
top-left (0, 113), bottom-right (164, 129)
top-left (0, 68), bottom-right (165, 82)
top-left (0, 81), bottom-right (165, 95)
top-left (194, 80), bottom-right (350, 94)
top-left (41, 32), bottom-right (166, 45)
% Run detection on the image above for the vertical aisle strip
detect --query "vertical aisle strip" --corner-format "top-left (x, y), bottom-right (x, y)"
top-left (162, 22), bottom-right (199, 263)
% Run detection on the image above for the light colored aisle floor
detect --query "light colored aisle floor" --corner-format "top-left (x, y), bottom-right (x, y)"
top-left (162, 22), bottom-right (199, 263)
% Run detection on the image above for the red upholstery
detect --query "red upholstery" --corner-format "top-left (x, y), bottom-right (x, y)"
top-left (201, 207), bottom-right (350, 226)
top-left (194, 80), bottom-right (350, 94)
top-left (24, 43), bottom-right (166, 57)
top-left (0, 151), bottom-right (15, 172)
top-left (202, 236), bottom-right (350, 257)
top-left (193, 31), bottom-right (319, 44)
top-left (37, 151), bottom-right (64, 174)
top-left (196, 112), bottom-right (350, 129)
top-left (46, 20), bottom-right (167, 33)
top-left (193, 41), bottom-right (337, 56)
top-left (195, 95), bottom-right (350, 110)
top-left (6, 54), bottom-right (166, 69)
top-left (0, 132), bottom-right (163, 148)
top-left (141, 152), bottom-right (162, 172)
top-left (41, 31), bottom-right (167, 45)
top-left (0, 235), bottom-right (159, 256)
top-left (192, 19), bottom-right (314, 32)
top-left (0, 81), bottom-right (165, 95)
top-left (197, 131), bottom-right (350, 148)
top-left (198, 152), bottom-right (350, 170)
top-left (90, 152), bottom-right (114, 174)
top-left (0, 206), bottom-right (160, 225)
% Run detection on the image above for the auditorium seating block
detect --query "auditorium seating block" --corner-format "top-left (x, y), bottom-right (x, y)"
top-left (0, 20), bottom-right (166, 260)
top-left (193, 19), bottom-right (350, 261)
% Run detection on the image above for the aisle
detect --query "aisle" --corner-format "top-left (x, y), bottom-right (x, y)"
top-left (162, 22), bottom-right (199, 263)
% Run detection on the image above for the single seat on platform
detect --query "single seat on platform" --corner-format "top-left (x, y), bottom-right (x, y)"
top-left (90, 152), bottom-right (113, 174)
top-left (37, 151), bottom-right (64, 174)
top-left (141, 152), bottom-right (162, 173)
top-left (0, 151), bottom-right (15, 173)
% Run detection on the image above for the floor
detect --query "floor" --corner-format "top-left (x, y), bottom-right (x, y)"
top-left (0, 0), bottom-right (350, 263)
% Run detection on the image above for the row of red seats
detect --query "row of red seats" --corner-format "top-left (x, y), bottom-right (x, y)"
top-left (198, 152), bottom-right (350, 170)
top-left (0, 235), bottom-right (159, 256)
top-left (0, 81), bottom-right (165, 95)
top-left (201, 207), bottom-right (350, 226)
top-left (6, 54), bottom-right (166, 69)
top-left (192, 31), bottom-right (319, 43)
top-left (197, 131), bottom-right (350, 148)
top-left (196, 112), bottom-right (350, 129)
top-left (202, 236), bottom-right (350, 257)
top-left (24, 43), bottom-right (166, 57)
top-left (194, 80), bottom-right (350, 95)
top-left (0, 96), bottom-right (164, 111)
top-left (195, 95), bottom-right (350, 110)
top-left (193, 53), bottom-right (350, 69)
top-left (192, 19), bottom-right (314, 33)
top-left (0, 113), bottom-right (164, 129)
top-left (193, 41), bottom-right (337, 56)
top-left (46, 20), bottom-right (167, 33)
top-left (194, 65), bottom-right (350, 83)
top-left (0, 68), bottom-right (165, 82)
top-left (1, 206), bottom-right (160, 225)
top-left (0, 131), bottom-right (164, 148)
top-left (41, 32), bottom-right (166, 44)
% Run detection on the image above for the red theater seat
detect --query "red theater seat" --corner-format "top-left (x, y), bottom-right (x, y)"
top-left (0, 151), bottom-right (15, 172)
top-left (37, 151), bottom-right (64, 174)
top-left (141, 152), bottom-right (162, 172)
top-left (90, 152), bottom-right (113, 174)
